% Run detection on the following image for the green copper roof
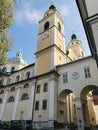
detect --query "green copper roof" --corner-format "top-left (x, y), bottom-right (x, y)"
top-left (8, 52), bottom-right (27, 65)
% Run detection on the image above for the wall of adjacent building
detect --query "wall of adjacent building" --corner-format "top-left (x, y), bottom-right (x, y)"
top-left (57, 56), bottom-right (98, 125)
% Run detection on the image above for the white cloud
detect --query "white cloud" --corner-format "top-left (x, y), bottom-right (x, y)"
top-left (15, 1), bottom-right (43, 25)
top-left (15, 1), bottom-right (70, 26)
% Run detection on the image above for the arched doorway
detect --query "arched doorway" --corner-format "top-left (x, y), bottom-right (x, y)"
top-left (81, 85), bottom-right (98, 130)
top-left (58, 89), bottom-right (77, 129)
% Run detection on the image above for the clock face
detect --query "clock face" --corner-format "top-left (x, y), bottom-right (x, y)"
top-left (58, 32), bottom-right (62, 40)
top-left (42, 31), bottom-right (49, 39)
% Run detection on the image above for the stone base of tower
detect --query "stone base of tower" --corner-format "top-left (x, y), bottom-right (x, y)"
top-left (33, 120), bottom-right (55, 129)
top-left (33, 120), bottom-right (78, 129)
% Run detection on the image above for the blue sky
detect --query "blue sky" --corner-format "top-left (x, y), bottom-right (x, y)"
top-left (8, 0), bottom-right (91, 65)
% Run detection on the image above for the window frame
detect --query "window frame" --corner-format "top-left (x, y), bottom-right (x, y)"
top-left (21, 93), bottom-right (29, 100)
top-left (10, 87), bottom-right (15, 92)
top-left (35, 101), bottom-right (39, 110)
top-left (24, 83), bottom-right (29, 88)
top-left (0, 98), bottom-right (2, 103)
top-left (26, 72), bottom-right (30, 79)
top-left (16, 75), bottom-right (20, 82)
top-left (58, 22), bottom-right (61, 32)
top-left (43, 83), bottom-right (48, 92)
top-left (63, 73), bottom-right (68, 83)
top-left (42, 100), bottom-right (47, 110)
top-left (44, 21), bottom-right (49, 31)
top-left (36, 85), bottom-right (40, 93)
top-left (11, 67), bottom-right (15, 72)
top-left (8, 96), bottom-right (14, 103)
top-left (84, 67), bottom-right (91, 78)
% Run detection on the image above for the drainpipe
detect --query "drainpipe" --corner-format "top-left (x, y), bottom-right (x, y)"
top-left (31, 78), bottom-right (37, 130)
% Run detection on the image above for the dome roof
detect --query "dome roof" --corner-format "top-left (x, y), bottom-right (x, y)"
top-left (68, 33), bottom-right (82, 47)
top-left (8, 52), bottom-right (27, 65)
top-left (49, 3), bottom-right (56, 10)
top-left (71, 34), bottom-right (77, 40)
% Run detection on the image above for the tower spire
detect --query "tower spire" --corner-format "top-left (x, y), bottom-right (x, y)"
top-left (51, 0), bottom-right (54, 4)
top-left (72, 30), bottom-right (74, 35)
top-left (51, 1), bottom-right (53, 5)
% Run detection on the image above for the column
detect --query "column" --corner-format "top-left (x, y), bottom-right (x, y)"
top-left (49, 78), bottom-right (57, 121)
top-left (0, 90), bottom-right (8, 120)
top-left (28, 84), bottom-right (35, 120)
top-left (12, 88), bottom-right (20, 120)
top-left (2, 76), bottom-right (7, 86)
top-left (51, 15), bottom-right (56, 70)
top-left (66, 95), bottom-right (70, 122)
top-left (76, 97), bottom-right (84, 130)
top-left (70, 94), bottom-right (73, 122)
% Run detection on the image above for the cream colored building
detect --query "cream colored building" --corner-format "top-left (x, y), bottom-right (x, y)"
top-left (75, 0), bottom-right (98, 65)
top-left (0, 3), bottom-right (98, 130)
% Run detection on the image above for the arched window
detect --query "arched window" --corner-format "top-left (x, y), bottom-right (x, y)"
top-left (0, 98), bottom-right (2, 103)
top-left (8, 96), bottom-right (14, 102)
top-left (16, 75), bottom-right (20, 82)
top-left (44, 21), bottom-right (49, 31)
top-left (10, 87), bottom-right (15, 92)
top-left (25, 72), bottom-right (30, 79)
top-left (11, 67), bottom-right (15, 72)
top-left (0, 90), bottom-right (4, 94)
top-left (24, 83), bottom-right (29, 88)
top-left (21, 93), bottom-right (29, 100)
top-left (81, 51), bottom-right (84, 57)
top-left (58, 22), bottom-right (61, 32)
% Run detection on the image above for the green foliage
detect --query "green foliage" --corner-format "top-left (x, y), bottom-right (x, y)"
top-left (0, 0), bottom-right (14, 66)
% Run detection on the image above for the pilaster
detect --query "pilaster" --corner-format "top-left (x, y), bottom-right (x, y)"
top-left (49, 75), bottom-right (57, 121)
top-left (0, 90), bottom-right (8, 120)
top-left (28, 84), bottom-right (35, 120)
top-left (12, 87), bottom-right (20, 120)
top-left (75, 97), bottom-right (84, 130)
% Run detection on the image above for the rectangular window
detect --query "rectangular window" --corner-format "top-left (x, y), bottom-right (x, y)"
top-left (42, 100), bottom-right (47, 110)
top-left (43, 83), bottom-right (48, 92)
top-left (35, 101), bottom-right (39, 110)
top-left (36, 85), bottom-right (40, 93)
top-left (84, 67), bottom-right (91, 78)
top-left (63, 73), bottom-right (68, 83)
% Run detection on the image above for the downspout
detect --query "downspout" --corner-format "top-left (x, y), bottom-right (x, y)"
top-left (31, 78), bottom-right (37, 130)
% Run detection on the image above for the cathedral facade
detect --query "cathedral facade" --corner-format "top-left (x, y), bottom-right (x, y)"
top-left (0, 4), bottom-right (98, 130)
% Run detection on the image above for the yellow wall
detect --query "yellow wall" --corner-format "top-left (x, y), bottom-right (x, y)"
top-left (39, 15), bottom-right (53, 34)
top-left (16, 100), bottom-right (30, 120)
top-left (36, 49), bottom-right (51, 75)
top-left (54, 48), bottom-right (65, 66)
top-left (57, 100), bottom-right (67, 123)
top-left (38, 29), bottom-right (52, 51)
top-left (33, 76), bottom-right (50, 121)
top-left (2, 103), bottom-right (15, 121)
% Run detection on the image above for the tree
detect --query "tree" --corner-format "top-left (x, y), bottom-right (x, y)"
top-left (0, 0), bottom-right (14, 66)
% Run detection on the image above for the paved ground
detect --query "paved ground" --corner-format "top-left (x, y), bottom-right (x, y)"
top-left (0, 129), bottom-right (66, 130)
top-left (0, 127), bottom-right (69, 130)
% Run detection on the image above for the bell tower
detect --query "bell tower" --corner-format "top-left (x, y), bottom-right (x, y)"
top-left (68, 33), bottom-right (85, 60)
top-left (35, 3), bottom-right (66, 75)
